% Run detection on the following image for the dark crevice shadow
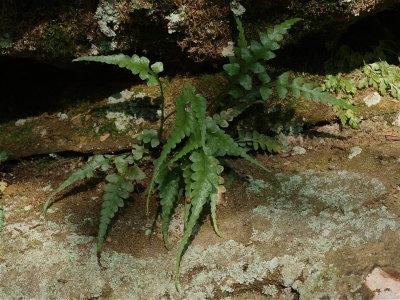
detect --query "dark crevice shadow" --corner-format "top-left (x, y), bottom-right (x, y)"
top-left (273, 4), bottom-right (400, 75)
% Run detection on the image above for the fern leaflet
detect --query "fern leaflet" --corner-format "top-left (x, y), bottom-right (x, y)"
top-left (275, 72), bottom-right (354, 109)
top-left (98, 173), bottom-right (133, 252)
top-left (74, 54), bottom-right (163, 86)
top-left (206, 121), bottom-right (269, 172)
top-left (145, 84), bottom-right (196, 211)
top-left (238, 130), bottom-right (281, 152)
top-left (158, 170), bottom-right (180, 249)
top-left (175, 151), bottom-right (220, 289)
top-left (44, 155), bottom-right (109, 216)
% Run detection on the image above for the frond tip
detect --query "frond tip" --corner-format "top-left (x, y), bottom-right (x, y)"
top-left (97, 174), bottom-right (133, 252)
top-left (43, 155), bottom-right (109, 216)
top-left (73, 54), bottom-right (163, 87)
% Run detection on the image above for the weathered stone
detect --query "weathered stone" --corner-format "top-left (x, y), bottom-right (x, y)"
top-left (1, 0), bottom-right (399, 64)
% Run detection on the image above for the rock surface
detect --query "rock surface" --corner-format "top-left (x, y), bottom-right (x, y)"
top-left (1, 0), bottom-right (399, 64)
top-left (1, 164), bottom-right (399, 299)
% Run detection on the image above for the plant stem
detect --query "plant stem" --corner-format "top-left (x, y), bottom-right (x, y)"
top-left (157, 78), bottom-right (166, 143)
top-left (164, 110), bottom-right (176, 121)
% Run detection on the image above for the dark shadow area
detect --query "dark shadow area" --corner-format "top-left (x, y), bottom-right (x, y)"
top-left (0, 57), bottom-right (135, 122)
top-left (274, 4), bottom-right (400, 75)
top-left (0, 52), bottom-right (219, 124)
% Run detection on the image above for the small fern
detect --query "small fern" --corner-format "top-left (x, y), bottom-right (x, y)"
top-left (220, 15), bottom-right (353, 151)
top-left (359, 61), bottom-right (400, 99)
top-left (98, 173), bottom-right (134, 251)
top-left (322, 74), bottom-right (360, 129)
top-left (43, 4), bottom-right (357, 291)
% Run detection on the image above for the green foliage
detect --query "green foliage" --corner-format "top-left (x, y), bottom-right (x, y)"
top-left (222, 17), bottom-right (351, 110)
top-left (136, 129), bottom-right (160, 148)
top-left (332, 105), bottom-right (360, 129)
top-left (324, 62), bottom-right (400, 101)
top-left (46, 7), bottom-right (356, 291)
top-left (322, 74), bottom-right (360, 129)
top-left (44, 154), bottom-right (109, 215)
top-left (98, 173), bottom-right (134, 252)
top-left (143, 83), bottom-right (268, 288)
top-left (359, 62), bottom-right (400, 99)
top-left (323, 74), bottom-right (357, 96)
top-left (0, 150), bottom-right (11, 163)
top-left (73, 54), bottom-right (164, 87)
top-left (237, 130), bottom-right (281, 152)
top-left (322, 62), bottom-right (400, 128)
top-left (43, 152), bottom-right (145, 253)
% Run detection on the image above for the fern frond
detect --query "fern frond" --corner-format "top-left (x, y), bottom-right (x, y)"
top-left (169, 136), bottom-right (200, 166)
top-left (175, 151), bottom-right (220, 289)
top-left (159, 170), bottom-right (180, 249)
top-left (234, 16), bottom-right (247, 48)
top-left (182, 163), bottom-right (193, 227)
top-left (210, 193), bottom-right (221, 237)
top-left (206, 122), bottom-right (269, 172)
top-left (97, 173), bottom-right (133, 252)
top-left (186, 85), bottom-right (207, 147)
top-left (275, 72), bottom-right (353, 109)
top-left (255, 18), bottom-right (302, 60)
top-left (44, 155), bottom-right (109, 216)
top-left (145, 86), bottom-right (196, 210)
top-left (73, 54), bottom-right (163, 86)
top-left (238, 130), bottom-right (281, 152)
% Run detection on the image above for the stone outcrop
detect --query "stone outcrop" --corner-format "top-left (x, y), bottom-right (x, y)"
top-left (1, 0), bottom-right (399, 65)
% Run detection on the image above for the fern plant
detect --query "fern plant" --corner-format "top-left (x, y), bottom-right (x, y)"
top-left (218, 16), bottom-right (353, 150)
top-left (322, 74), bottom-right (360, 129)
top-left (359, 61), bottom-right (400, 99)
top-left (143, 83), bottom-right (269, 287)
top-left (43, 7), bottom-right (355, 290)
top-left (222, 17), bottom-right (351, 109)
